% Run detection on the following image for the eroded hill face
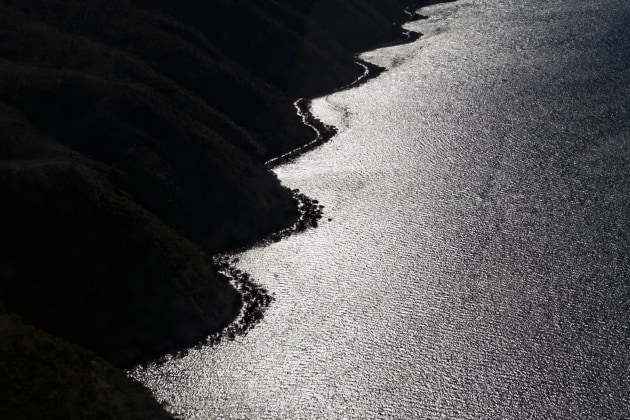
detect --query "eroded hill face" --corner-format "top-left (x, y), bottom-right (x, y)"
top-left (0, 0), bottom-right (422, 368)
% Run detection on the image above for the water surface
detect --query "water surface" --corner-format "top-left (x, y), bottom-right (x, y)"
top-left (132, 1), bottom-right (630, 417)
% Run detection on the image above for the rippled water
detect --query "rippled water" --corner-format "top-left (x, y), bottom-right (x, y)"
top-left (132, 0), bottom-right (630, 417)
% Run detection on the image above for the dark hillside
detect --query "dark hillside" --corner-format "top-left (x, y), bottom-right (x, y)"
top-left (131, 0), bottom-right (422, 99)
top-left (0, 311), bottom-right (174, 419)
top-left (0, 0), bottom-right (430, 415)
top-left (0, 104), bottom-right (242, 365)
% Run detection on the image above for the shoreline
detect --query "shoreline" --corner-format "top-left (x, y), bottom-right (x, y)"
top-left (262, 4), bottom-right (450, 170)
top-left (0, 2), bottom-right (453, 417)
top-left (167, 4), bottom-right (439, 359)
top-left (265, 28), bottom-right (424, 169)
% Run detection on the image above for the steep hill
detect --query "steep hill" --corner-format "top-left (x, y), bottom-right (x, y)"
top-left (0, 0), bottom-right (428, 416)
top-left (0, 310), bottom-right (174, 419)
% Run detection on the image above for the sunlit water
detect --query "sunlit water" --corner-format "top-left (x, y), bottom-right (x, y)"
top-left (132, 0), bottom-right (630, 417)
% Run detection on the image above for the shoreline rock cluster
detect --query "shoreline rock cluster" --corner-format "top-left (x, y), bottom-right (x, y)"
top-left (144, 187), bottom-right (326, 361)
top-left (200, 189), bottom-right (325, 349)
top-left (264, 22), bottom-right (425, 170)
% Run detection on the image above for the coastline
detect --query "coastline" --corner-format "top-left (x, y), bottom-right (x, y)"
top-left (184, 3), bottom-right (441, 358)
top-left (262, 3), bottom-right (454, 169)
top-left (0, 1), bottom-right (451, 416)
top-left (152, 189), bottom-right (325, 357)
top-left (265, 31), bottom-right (425, 169)
top-left (128, 1), bottom-right (630, 417)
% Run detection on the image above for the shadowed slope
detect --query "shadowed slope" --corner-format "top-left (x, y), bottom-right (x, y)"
top-left (0, 0), bottom-right (430, 416)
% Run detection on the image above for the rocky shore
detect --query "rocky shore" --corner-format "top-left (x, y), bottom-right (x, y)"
top-left (189, 6), bottom-right (433, 357)
top-left (0, 0), bottom-right (439, 417)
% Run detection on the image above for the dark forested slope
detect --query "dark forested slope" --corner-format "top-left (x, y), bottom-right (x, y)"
top-left (0, 0), bottom-right (427, 415)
